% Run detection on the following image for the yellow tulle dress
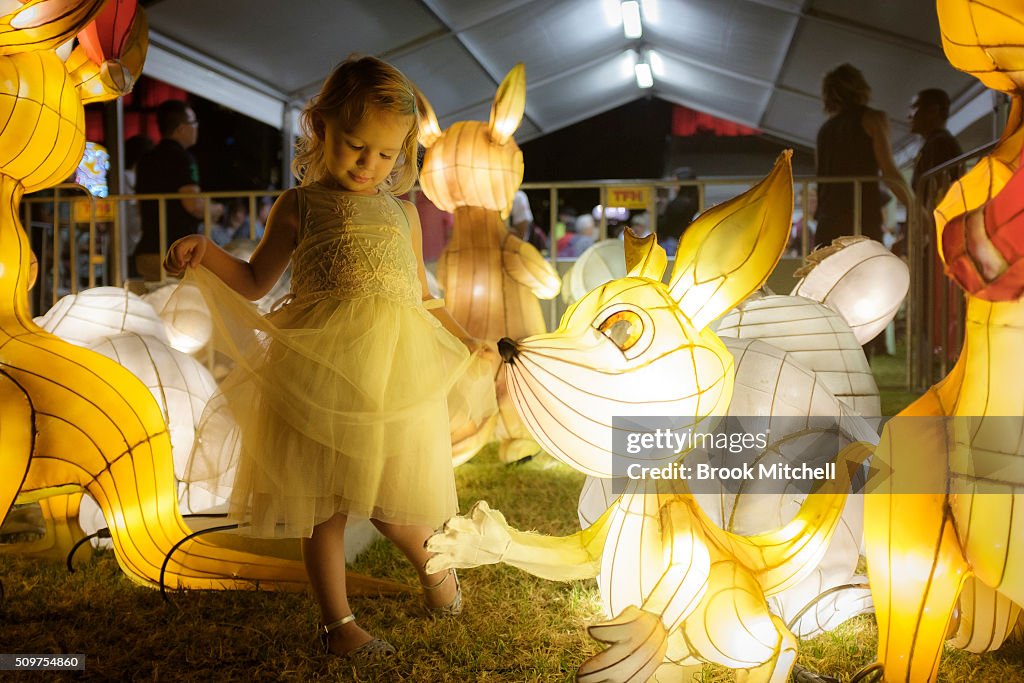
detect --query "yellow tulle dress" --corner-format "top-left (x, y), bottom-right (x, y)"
top-left (176, 182), bottom-right (496, 538)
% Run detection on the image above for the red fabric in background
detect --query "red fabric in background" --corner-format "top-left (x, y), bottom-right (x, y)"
top-left (86, 77), bottom-right (188, 143)
top-left (410, 192), bottom-right (454, 263)
top-left (671, 105), bottom-right (758, 137)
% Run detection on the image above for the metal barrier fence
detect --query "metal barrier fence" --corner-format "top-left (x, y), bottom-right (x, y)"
top-left (909, 143), bottom-right (996, 391)
top-left (22, 174), bottom-right (915, 387)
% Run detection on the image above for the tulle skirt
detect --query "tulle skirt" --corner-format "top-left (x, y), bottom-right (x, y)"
top-left (170, 267), bottom-right (496, 538)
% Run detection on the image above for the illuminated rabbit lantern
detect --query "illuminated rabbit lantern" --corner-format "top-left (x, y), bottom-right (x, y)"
top-left (576, 333), bottom-right (878, 640)
top-left (428, 154), bottom-right (873, 682)
top-left (417, 64), bottom-right (561, 463)
top-left (861, 1), bottom-right (1024, 680)
top-left (0, 0), bottom-right (400, 596)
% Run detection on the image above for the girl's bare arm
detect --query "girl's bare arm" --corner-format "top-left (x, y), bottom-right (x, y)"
top-left (165, 189), bottom-right (299, 300)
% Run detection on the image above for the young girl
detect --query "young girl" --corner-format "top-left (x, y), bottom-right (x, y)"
top-left (164, 56), bottom-right (498, 659)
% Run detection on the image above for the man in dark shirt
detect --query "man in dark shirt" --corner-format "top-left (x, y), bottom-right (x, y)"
top-left (908, 89), bottom-right (964, 362)
top-left (909, 88), bottom-right (963, 208)
top-left (132, 99), bottom-right (223, 280)
top-left (660, 168), bottom-right (699, 242)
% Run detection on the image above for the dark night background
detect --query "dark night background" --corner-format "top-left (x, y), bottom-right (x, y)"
top-left (86, 76), bottom-right (814, 216)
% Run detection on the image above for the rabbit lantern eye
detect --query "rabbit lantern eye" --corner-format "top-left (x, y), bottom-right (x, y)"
top-left (597, 310), bottom-right (643, 351)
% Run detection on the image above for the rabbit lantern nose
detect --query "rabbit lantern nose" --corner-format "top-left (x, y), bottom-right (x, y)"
top-left (498, 338), bottom-right (518, 363)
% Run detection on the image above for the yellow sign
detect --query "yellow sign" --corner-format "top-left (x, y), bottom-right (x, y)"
top-left (607, 186), bottom-right (651, 209)
top-left (72, 199), bottom-right (115, 223)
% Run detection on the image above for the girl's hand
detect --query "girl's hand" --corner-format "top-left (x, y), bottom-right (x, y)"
top-left (164, 235), bottom-right (208, 276)
top-left (465, 337), bottom-right (501, 374)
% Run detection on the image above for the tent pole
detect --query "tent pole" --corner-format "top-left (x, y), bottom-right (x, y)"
top-left (281, 106), bottom-right (296, 189)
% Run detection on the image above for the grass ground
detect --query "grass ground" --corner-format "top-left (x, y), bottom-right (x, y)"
top-left (869, 344), bottom-right (919, 417)
top-left (2, 443), bottom-right (1022, 681)
top-left (2, 358), bottom-right (1020, 681)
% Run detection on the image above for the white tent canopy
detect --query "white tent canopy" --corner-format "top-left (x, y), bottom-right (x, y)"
top-left (141, 0), bottom-right (992, 161)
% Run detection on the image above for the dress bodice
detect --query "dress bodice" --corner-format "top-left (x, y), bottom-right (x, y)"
top-left (291, 183), bottom-right (420, 306)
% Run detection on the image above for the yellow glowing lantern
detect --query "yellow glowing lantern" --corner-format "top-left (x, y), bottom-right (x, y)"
top-left (418, 64), bottom-right (561, 464)
top-left (0, 494), bottom-right (92, 564)
top-left (427, 154), bottom-right (873, 680)
top-left (0, 1), bottom-right (403, 597)
top-left (861, 2), bottom-right (1024, 680)
top-left (937, 0), bottom-right (1024, 95)
top-left (88, 332), bottom-right (218, 482)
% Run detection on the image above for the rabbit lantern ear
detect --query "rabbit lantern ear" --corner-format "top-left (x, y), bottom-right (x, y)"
top-left (488, 63), bottom-right (526, 145)
top-left (668, 150), bottom-right (793, 331)
top-left (416, 88), bottom-right (443, 148)
top-left (624, 229), bottom-right (668, 281)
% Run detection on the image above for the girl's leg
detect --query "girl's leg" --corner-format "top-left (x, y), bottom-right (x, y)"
top-left (371, 519), bottom-right (458, 608)
top-left (302, 512), bottom-right (376, 654)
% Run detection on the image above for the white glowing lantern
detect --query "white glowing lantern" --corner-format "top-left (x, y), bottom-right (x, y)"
top-left (791, 237), bottom-right (909, 344)
top-left (86, 332), bottom-right (224, 513)
top-left (561, 238), bottom-right (627, 305)
top-left (717, 295), bottom-right (881, 416)
top-left (34, 287), bottom-right (168, 346)
top-left (142, 283), bottom-right (212, 355)
top-left (78, 331), bottom-right (225, 544)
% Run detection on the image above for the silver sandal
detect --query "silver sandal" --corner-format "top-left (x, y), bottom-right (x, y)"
top-left (320, 614), bottom-right (396, 658)
top-left (421, 569), bottom-right (463, 616)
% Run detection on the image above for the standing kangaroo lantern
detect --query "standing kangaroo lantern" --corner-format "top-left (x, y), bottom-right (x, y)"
top-left (417, 64), bottom-right (561, 464)
top-left (0, 0), bottom-right (399, 596)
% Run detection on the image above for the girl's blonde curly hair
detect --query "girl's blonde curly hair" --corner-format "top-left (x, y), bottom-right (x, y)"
top-left (292, 55), bottom-right (418, 194)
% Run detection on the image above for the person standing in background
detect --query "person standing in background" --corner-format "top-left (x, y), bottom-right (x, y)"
top-left (210, 199), bottom-right (250, 247)
top-left (414, 190), bottom-right (454, 263)
top-left (133, 99), bottom-right (224, 280)
top-left (508, 189), bottom-right (547, 252)
top-left (659, 168), bottom-right (699, 242)
top-left (909, 88), bottom-right (964, 363)
top-left (814, 64), bottom-right (912, 248)
top-left (909, 88), bottom-right (963, 206)
top-left (509, 190), bottom-right (533, 239)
